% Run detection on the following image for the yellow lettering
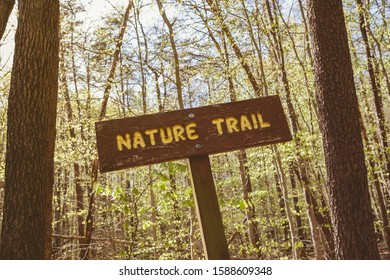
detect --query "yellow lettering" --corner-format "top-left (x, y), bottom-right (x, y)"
top-left (133, 132), bottom-right (146, 148)
top-left (240, 115), bottom-right (253, 131)
top-left (160, 127), bottom-right (173, 144)
top-left (145, 129), bottom-right (158, 146)
top-left (173, 125), bottom-right (186, 142)
top-left (186, 122), bottom-right (199, 140)
top-left (226, 117), bottom-right (239, 133)
top-left (251, 113), bottom-right (259, 129)
top-left (257, 113), bottom-right (270, 128)
top-left (212, 118), bottom-right (225, 135)
top-left (116, 134), bottom-right (131, 151)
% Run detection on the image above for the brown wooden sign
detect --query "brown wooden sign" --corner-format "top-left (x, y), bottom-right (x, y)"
top-left (95, 95), bottom-right (292, 260)
top-left (95, 95), bottom-right (292, 173)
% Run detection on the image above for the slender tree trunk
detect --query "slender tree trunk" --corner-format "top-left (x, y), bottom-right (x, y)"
top-left (218, 28), bottom-right (261, 257)
top-left (53, 169), bottom-right (63, 259)
top-left (81, 0), bottom-right (133, 259)
top-left (241, 0), bottom-right (267, 96)
top-left (0, 0), bottom-right (14, 40)
top-left (0, 0), bottom-right (60, 259)
top-left (276, 2), bottom-right (319, 123)
top-left (135, 7), bottom-right (160, 257)
top-left (206, 0), bottom-right (262, 96)
top-left (238, 150), bottom-right (261, 258)
top-left (274, 172), bottom-right (288, 244)
top-left (133, 4), bottom-right (147, 113)
top-left (308, 0), bottom-right (379, 259)
top-left (297, 0), bottom-right (314, 66)
top-left (148, 166), bottom-right (158, 258)
top-left (98, 0), bottom-right (133, 120)
top-left (366, 27), bottom-right (390, 99)
top-left (355, 0), bottom-right (390, 195)
top-left (273, 145), bottom-right (298, 259)
top-left (59, 45), bottom-right (85, 258)
top-left (289, 165), bottom-right (306, 259)
top-left (354, 69), bottom-right (390, 250)
top-left (156, 0), bottom-right (184, 109)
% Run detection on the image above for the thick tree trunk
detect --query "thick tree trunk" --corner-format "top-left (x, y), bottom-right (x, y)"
top-left (351, 37), bottom-right (390, 251)
top-left (0, 0), bottom-right (59, 259)
top-left (308, 0), bottom-right (379, 259)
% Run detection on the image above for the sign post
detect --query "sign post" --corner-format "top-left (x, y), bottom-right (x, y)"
top-left (188, 154), bottom-right (230, 260)
top-left (95, 95), bottom-right (292, 259)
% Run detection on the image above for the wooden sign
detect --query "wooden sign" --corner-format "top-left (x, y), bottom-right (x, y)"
top-left (96, 95), bottom-right (292, 173)
top-left (95, 95), bottom-right (292, 260)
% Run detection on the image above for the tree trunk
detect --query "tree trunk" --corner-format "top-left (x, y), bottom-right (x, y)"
top-left (238, 150), bottom-right (261, 258)
top-left (0, 0), bottom-right (59, 259)
top-left (133, 4), bottom-right (147, 113)
top-left (218, 27), bottom-right (261, 257)
top-left (206, 0), bottom-right (262, 96)
top-left (273, 145), bottom-right (298, 259)
top-left (307, 0), bottom-right (379, 259)
top-left (0, 0), bottom-right (14, 40)
top-left (156, 0), bottom-right (184, 109)
top-left (355, 0), bottom-right (390, 195)
top-left (80, 1), bottom-right (133, 259)
top-left (148, 166), bottom-right (158, 258)
top-left (98, 0), bottom-right (133, 120)
top-left (59, 46), bottom-right (85, 257)
top-left (297, 0), bottom-right (314, 66)
top-left (241, 0), bottom-right (267, 96)
top-left (289, 165), bottom-right (306, 259)
top-left (350, 35), bottom-right (390, 251)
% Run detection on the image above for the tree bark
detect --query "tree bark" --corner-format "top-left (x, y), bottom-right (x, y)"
top-left (0, 0), bottom-right (14, 40)
top-left (308, 0), bottom-right (379, 259)
top-left (0, 0), bottom-right (59, 259)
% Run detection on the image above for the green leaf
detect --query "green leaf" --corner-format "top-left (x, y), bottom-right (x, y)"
top-left (132, 187), bottom-right (139, 195)
top-left (104, 186), bottom-right (111, 196)
top-left (239, 200), bottom-right (248, 211)
top-left (139, 207), bottom-right (146, 215)
top-left (176, 163), bottom-right (188, 173)
top-left (123, 205), bottom-right (130, 215)
top-left (181, 200), bottom-right (194, 207)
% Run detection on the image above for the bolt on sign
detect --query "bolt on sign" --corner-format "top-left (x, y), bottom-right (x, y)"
top-left (96, 95), bottom-right (291, 173)
top-left (95, 95), bottom-right (292, 260)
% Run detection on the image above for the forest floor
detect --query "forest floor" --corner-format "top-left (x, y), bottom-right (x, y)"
top-left (378, 242), bottom-right (390, 260)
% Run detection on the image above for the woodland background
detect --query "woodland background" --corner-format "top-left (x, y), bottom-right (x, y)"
top-left (0, 0), bottom-right (389, 260)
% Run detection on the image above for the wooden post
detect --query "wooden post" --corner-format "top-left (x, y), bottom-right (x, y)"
top-left (188, 154), bottom-right (230, 260)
